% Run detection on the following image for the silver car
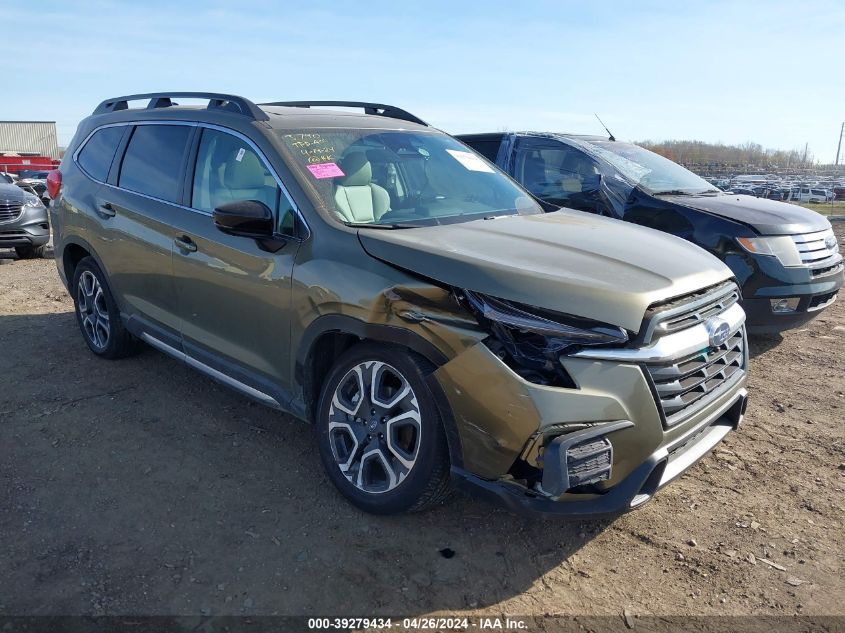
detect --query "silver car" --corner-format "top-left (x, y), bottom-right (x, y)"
top-left (0, 182), bottom-right (50, 258)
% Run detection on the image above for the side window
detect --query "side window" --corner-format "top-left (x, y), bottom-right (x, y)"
top-left (191, 129), bottom-right (294, 234)
top-left (513, 141), bottom-right (601, 210)
top-left (465, 138), bottom-right (502, 163)
top-left (118, 125), bottom-right (191, 203)
top-left (77, 126), bottom-right (125, 182)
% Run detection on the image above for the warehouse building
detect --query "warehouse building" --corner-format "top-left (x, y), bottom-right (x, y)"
top-left (0, 121), bottom-right (60, 159)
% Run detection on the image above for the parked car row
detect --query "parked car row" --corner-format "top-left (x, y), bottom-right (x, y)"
top-left (1, 169), bottom-right (52, 206)
top-left (45, 93), bottom-right (840, 518)
top-left (706, 174), bottom-right (844, 202)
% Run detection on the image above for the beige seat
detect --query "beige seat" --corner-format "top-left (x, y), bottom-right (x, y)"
top-left (560, 176), bottom-right (583, 193)
top-left (333, 153), bottom-right (390, 223)
top-left (213, 152), bottom-right (276, 209)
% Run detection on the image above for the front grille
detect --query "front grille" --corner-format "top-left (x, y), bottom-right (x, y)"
top-left (812, 262), bottom-right (843, 278)
top-left (809, 291), bottom-right (838, 311)
top-left (640, 280), bottom-right (740, 344)
top-left (792, 229), bottom-right (839, 266)
top-left (566, 437), bottom-right (613, 487)
top-left (645, 329), bottom-right (746, 426)
top-left (0, 201), bottom-right (23, 223)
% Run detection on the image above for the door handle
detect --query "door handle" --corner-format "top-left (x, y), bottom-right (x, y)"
top-left (96, 202), bottom-right (116, 218)
top-left (174, 236), bottom-right (197, 253)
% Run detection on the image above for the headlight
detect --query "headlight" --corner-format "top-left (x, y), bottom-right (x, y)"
top-left (460, 290), bottom-right (628, 386)
top-left (24, 194), bottom-right (43, 208)
top-left (737, 236), bottom-right (802, 267)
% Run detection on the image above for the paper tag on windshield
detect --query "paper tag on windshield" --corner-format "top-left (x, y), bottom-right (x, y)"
top-left (235, 148), bottom-right (246, 162)
top-left (446, 149), bottom-right (495, 173)
top-left (307, 162), bottom-right (345, 179)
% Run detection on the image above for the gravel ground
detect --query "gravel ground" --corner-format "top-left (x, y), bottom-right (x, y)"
top-left (0, 225), bottom-right (843, 621)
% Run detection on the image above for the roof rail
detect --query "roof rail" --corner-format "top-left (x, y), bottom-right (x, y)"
top-left (260, 101), bottom-right (427, 126)
top-left (93, 92), bottom-right (269, 121)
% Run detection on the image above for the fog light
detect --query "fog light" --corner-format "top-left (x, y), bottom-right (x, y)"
top-left (770, 298), bottom-right (800, 313)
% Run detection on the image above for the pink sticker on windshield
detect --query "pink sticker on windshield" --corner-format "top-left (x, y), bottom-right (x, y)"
top-left (307, 162), bottom-right (345, 179)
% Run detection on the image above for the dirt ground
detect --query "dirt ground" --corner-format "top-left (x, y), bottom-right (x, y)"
top-left (0, 225), bottom-right (843, 623)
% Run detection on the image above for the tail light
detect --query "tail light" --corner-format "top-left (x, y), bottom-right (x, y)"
top-left (46, 170), bottom-right (62, 199)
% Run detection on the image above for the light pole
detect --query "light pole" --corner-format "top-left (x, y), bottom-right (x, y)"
top-left (836, 122), bottom-right (844, 166)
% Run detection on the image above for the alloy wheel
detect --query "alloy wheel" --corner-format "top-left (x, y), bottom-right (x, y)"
top-left (77, 270), bottom-right (110, 350)
top-left (328, 361), bottom-right (422, 494)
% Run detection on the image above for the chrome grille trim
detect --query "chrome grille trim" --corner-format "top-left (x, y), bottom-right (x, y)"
top-left (791, 229), bottom-right (840, 266)
top-left (0, 201), bottom-right (23, 223)
top-left (639, 280), bottom-right (740, 345)
top-left (572, 302), bottom-right (745, 363)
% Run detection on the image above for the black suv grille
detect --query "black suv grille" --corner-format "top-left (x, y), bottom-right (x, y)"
top-left (0, 201), bottom-right (23, 223)
top-left (792, 229), bottom-right (839, 266)
top-left (645, 329), bottom-right (746, 425)
top-left (809, 291), bottom-right (837, 310)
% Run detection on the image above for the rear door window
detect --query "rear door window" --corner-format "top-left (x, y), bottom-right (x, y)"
top-left (77, 126), bottom-right (125, 182)
top-left (118, 125), bottom-right (192, 203)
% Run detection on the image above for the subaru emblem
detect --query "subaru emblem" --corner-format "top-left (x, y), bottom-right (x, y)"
top-left (705, 317), bottom-right (730, 347)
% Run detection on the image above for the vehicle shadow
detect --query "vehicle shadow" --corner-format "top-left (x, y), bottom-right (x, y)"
top-left (0, 243), bottom-right (54, 261)
top-left (0, 311), bottom-right (610, 616)
top-left (747, 332), bottom-right (784, 359)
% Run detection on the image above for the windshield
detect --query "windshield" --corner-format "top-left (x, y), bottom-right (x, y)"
top-left (586, 141), bottom-right (719, 195)
top-left (274, 128), bottom-right (541, 227)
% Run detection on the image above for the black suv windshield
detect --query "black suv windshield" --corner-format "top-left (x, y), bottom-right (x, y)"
top-left (586, 141), bottom-right (720, 195)
top-left (275, 128), bottom-right (541, 227)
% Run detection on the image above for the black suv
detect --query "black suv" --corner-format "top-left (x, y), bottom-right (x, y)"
top-left (459, 132), bottom-right (843, 333)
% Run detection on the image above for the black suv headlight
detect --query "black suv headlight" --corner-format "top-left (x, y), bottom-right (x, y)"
top-left (459, 290), bottom-right (628, 387)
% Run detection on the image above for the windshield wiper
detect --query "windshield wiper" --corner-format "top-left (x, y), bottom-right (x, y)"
top-left (654, 189), bottom-right (721, 197)
top-left (345, 222), bottom-right (424, 229)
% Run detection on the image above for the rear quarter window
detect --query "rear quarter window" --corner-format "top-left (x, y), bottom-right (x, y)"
top-left (118, 125), bottom-right (192, 203)
top-left (76, 126), bottom-right (125, 182)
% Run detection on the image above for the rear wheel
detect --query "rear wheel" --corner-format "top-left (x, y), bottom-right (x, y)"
top-left (15, 244), bottom-right (46, 259)
top-left (72, 257), bottom-right (139, 359)
top-left (316, 343), bottom-right (451, 514)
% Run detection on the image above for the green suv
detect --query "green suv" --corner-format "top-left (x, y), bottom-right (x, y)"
top-left (51, 93), bottom-right (748, 516)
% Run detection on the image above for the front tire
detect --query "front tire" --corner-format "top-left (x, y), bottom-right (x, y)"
top-left (316, 343), bottom-right (451, 514)
top-left (72, 257), bottom-right (138, 359)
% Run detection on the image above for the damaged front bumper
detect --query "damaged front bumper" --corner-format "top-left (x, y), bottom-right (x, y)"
top-left (451, 388), bottom-right (746, 518)
top-left (433, 294), bottom-right (749, 518)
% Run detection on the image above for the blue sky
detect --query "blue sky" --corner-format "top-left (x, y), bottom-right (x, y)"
top-left (3, 0), bottom-right (844, 161)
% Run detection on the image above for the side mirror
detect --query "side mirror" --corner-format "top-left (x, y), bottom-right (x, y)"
top-left (213, 200), bottom-right (274, 238)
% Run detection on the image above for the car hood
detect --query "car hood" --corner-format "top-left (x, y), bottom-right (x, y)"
top-left (358, 210), bottom-right (733, 333)
top-left (665, 193), bottom-right (830, 235)
top-left (0, 183), bottom-right (26, 204)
